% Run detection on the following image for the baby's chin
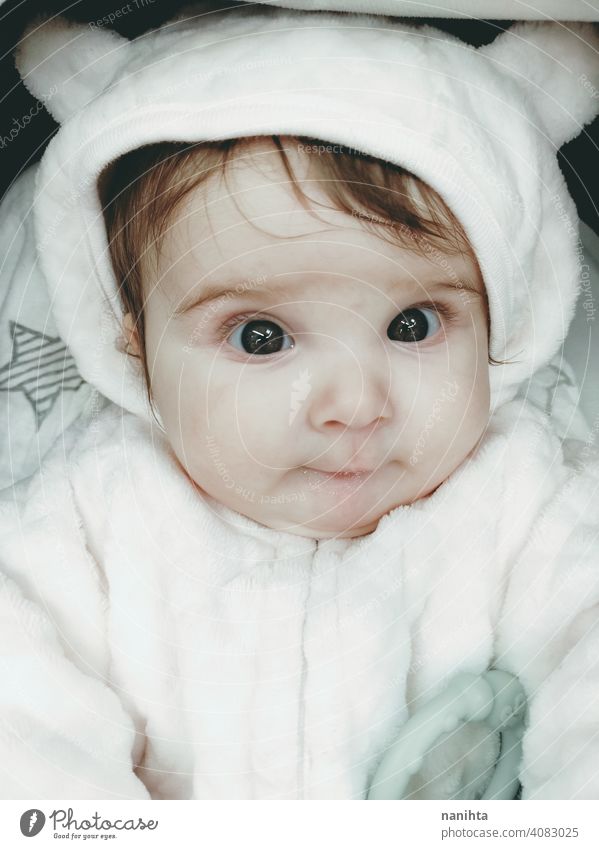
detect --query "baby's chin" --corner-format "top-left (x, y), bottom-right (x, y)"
top-left (245, 490), bottom-right (407, 540)
top-left (263, 514), bottom-right (383, 540)
top-left (302, 523), bottom-right (381, 540)
top-left (261, 486), bottom-right (439, 539)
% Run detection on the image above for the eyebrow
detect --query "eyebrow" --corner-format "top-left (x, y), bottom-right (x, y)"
top-left (173, 280), bottom-right (280, 316)
top-left (172, 277), bottom-right (484, 316)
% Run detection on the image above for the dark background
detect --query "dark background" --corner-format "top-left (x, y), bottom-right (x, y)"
top-left (0, 0), bottom-right (597, 231)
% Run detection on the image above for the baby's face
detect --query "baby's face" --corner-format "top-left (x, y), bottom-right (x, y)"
top-left (128, 143), bottom-right (490, 538)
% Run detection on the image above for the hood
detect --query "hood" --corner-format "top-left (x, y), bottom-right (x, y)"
top-left (14, 4), bottom-right (599, 424)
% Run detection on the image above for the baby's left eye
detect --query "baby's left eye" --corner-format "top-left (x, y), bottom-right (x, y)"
top-left (387, 307), bottom-right (441, 343)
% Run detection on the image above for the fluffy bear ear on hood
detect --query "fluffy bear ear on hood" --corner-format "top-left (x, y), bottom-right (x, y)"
top-left (481, 21), bottom-right (599, 148)
top-left (14, 15), bottom-right (129, 124)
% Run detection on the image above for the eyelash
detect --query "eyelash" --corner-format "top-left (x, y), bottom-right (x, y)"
top-left (216, 302), bottom-right (460, 344)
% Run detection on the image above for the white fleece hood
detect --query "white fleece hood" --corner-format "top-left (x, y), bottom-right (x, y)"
top-left (14, 4), bottom-right (599, 424)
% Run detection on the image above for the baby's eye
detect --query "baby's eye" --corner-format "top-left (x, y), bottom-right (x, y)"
top-left (387, 307), bottom-right (441, 343)
top-left (227, 317), bottom-right (294, 356)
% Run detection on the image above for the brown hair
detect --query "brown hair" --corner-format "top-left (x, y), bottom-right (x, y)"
top-left (98, 134), bottom-right (499, 416)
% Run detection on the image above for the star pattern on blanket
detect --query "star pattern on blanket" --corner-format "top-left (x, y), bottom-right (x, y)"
top-left (0, 321), bottom-right (86, 429)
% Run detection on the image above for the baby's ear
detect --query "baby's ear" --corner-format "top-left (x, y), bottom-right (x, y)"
top-left (121, 313), bottom-right (141, 358)
top-left (480, 22), bottom-right (599, 147)
top-left (14, 15), bottom-right (129, 124)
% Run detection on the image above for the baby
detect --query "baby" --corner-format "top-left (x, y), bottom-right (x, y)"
top-left (2, 4), bottom-right (598, 800)
top-left (102, 135), bottom-right (492, 540)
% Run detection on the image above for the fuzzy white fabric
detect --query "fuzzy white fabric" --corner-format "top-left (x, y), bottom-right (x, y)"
top-left (0, 389), bottom-right (597, 800)
top-left (2, 4), bottom-right (599, 800)
top-left (259, 0), bottom-right (599, 21)
top-left (13, 7), bottom-right (599, 425)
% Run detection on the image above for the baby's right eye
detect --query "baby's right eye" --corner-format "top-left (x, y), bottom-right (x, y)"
top-left (226, 316), bottom-right (294, 356)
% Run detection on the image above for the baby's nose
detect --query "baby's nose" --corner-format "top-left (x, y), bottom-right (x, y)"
top-left (309, 353), bottom-right (392, 434)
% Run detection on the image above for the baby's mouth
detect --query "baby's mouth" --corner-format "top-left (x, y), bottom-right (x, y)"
top-left (301, 466), bottom-right (374, 488)
top-left (311, 468), bottom-right (369, 476)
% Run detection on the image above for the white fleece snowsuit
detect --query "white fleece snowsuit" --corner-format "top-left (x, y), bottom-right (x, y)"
top-left (2, 4), bottom-right (598, 799)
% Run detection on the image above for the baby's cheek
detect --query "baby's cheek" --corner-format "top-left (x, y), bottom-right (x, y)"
top-left (149, 336), bottom-right (192, 412)
top-left (410, 360), bottom-right (486, 438)
top-left (185, 379), bottom-right (230, 440)
top-left (182, 375), bottom-right (279, 464)
top-left (452, 354), bottom-right (491, 421)
top-left (438, 371), bottom-right (491, 466)
top-left (234, 387), bottom-right (293, 465)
